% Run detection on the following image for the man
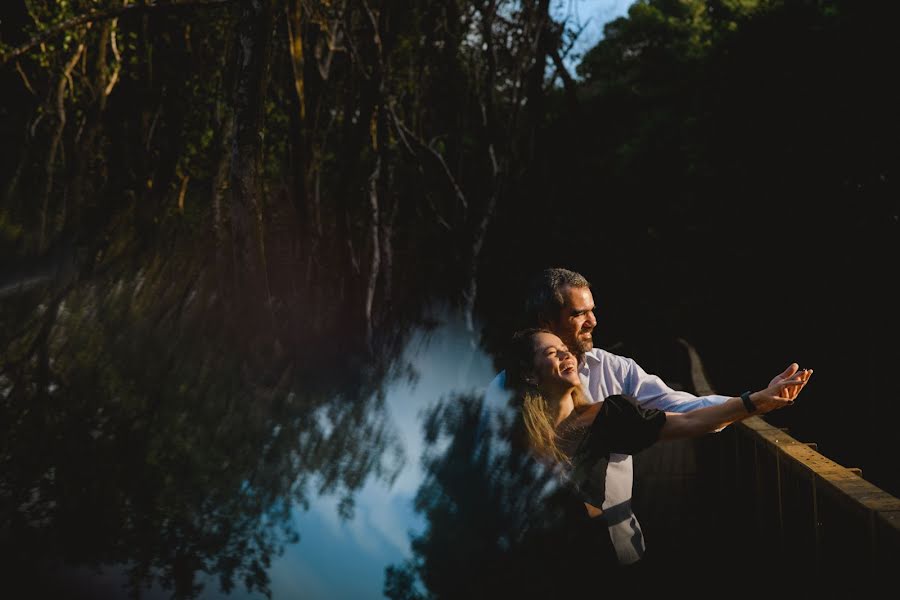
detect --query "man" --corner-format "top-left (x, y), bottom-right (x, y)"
top-left (484, 267), bottom-right (805, 565)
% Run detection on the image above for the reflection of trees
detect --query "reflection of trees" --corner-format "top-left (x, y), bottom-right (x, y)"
top-left (0, 249), bottom-right (413, 598)
top-left (385, 394), bottom-right (619, 600)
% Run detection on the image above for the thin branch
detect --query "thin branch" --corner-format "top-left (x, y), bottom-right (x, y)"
top-left (391, 110), bottom-right (468, 214)
top-left (103, 23), bottom-right (122, 98)
top-left (382, 105), bottom-right (452, 231)
top-left (29, 112), bottom-right (44, 138)
top-left (1, 0), bottom-right (235, 66)
top-left (561, 20), bottom-right (589, 59)
top-left (549, 47), bottom-right (578, 111)
top-left (14, 61), bottom-right (37, 95)
top-left (316, 13), bottom-right (346, 80)
top-left (285, 1), bottom-right (307, 121)
top-left (341, 17), bottom-right (371, 80)
top-left (364, 155), bottom-right (381, 348)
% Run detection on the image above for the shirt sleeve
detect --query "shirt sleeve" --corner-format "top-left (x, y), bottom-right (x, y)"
top-left (620, 356), bottom-right (730, 413)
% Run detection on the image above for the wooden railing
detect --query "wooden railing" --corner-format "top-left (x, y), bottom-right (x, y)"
top-left (632, 340), bottom-right (900, 585)
top-left (728, 416), bottom-right (900, 576)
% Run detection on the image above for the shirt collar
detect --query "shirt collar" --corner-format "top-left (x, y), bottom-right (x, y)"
top-left (582, 349), bottom-right (602, 364)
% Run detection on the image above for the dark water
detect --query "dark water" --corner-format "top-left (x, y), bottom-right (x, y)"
top-left (5, 265), bottom-right (673, 598)
top-left (3, 250), bottom-right (897, 599)
top-left (8, 312), bottom-right (498, 599)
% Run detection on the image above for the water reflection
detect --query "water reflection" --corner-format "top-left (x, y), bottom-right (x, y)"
top-left (10, 235), bottom-right (879, 599)
top-left (282, 321), bottom-right (497, 600)
top-left (0, 245), bottom-right (443, 598)
top-left (384, 386), bottom-right (629, 599)
top-left (3, 236), bottom-right (551, 598)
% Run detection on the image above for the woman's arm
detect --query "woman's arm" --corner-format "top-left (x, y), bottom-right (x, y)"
top-left (659, 369), bottom-right (811, 441)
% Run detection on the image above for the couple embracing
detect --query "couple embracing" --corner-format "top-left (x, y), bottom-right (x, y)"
top-left (485, 267), bottom-right (812, 570)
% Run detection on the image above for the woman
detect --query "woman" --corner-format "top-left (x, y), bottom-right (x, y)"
top-left (506, 327), bottom-right (812, 520)
top-left (508, 327), bottom-right (810, 461)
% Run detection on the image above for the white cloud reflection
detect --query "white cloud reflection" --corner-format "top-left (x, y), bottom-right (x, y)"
top-left (279, 313), bottom-right (497, 599)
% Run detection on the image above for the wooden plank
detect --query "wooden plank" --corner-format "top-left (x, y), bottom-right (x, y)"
top-left (875, 509), bottom-right (900, 535)
top-left (737, 418), bottom-right (900, 513)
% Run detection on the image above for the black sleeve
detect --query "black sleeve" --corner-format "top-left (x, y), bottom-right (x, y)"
top-left (567, 395), bottom-right (666, 507)
top-left (572, 394), bottom-right (666, 465)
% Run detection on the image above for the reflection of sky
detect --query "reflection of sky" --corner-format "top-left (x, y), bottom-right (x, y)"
top-left (68, 314), bottom-right (497, 600)
top-left (261, 314), bottom-right (498, 600)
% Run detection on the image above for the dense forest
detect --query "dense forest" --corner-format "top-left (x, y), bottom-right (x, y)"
top-left (1, 0), bottom-right (897, 597)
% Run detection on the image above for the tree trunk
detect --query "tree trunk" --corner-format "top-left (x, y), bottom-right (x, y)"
top-left (39, 44), bottom-right (84, 254)
top-left (66, 20), bottom-right (119, 236)
top-left (229, 0), bottom-right (275, 306)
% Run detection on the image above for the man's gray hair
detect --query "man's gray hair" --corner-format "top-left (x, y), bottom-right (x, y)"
top-left (523, 268), bottom-right (590, 325)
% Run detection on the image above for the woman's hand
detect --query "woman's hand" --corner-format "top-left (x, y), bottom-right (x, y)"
top-left (767, 363), bottom-right (813, 401)
top-left (787, 367), bottom-right (813, 400)
top-left (752, 367), bottom-right (813, 413)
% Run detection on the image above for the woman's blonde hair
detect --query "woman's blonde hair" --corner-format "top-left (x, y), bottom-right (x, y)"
top-left (508, 328), bottom-right (590, 464)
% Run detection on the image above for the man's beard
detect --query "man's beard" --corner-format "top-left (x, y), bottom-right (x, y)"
top-left (570, 331), bottom-right (593, 363)
top-left (574, 331), bottom-right (593, 353)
